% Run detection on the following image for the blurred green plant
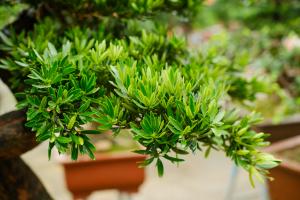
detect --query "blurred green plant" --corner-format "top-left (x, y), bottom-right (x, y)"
top-left (0, 2), bottom-right (28, 30)
top-left (192, 0), bottom-right (300, 120)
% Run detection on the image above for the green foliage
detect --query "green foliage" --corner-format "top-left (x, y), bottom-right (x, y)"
top-left (17, 43), bottom-right (103, 160)
top-left (0, 0), bottom-right (279, 183)
top-left (21, 0), bottom-right (203, 23)
top-left (0, 2), bottom-right (28, 30)
top-left (194, 0), bottom-right (300, 118)
top-left (196, 0), bottom-right (300, 38)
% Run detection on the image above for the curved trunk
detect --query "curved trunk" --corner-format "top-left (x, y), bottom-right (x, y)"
top-left (0, 110), bottom-right (37, 158)
top-left (0, 110), bottom-right (52, 200)
top-left (0, 157), bottom-right (52, 200)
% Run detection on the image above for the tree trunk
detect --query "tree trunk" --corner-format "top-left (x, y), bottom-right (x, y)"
top-left (0, 157), bottom-right (52, 200)
top-left (0, 110), bottom-right (52, 200)
top-left (0, 110), bottom-right (37, 158)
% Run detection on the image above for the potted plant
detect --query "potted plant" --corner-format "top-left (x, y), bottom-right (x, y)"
top-left (264, 135), bottom-right (300, 200)
top-left (0, 0), bottom-right (279, 198)
top-left (58, 130), bottom-right (146, 199)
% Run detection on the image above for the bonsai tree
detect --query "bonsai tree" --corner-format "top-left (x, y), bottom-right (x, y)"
top-left (0, 0), bottom-right (279, 198)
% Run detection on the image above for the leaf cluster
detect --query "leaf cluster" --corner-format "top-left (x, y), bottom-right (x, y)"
top-left (0, 0), bottom-right (280, 182)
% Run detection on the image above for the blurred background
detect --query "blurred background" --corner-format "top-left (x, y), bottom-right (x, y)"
top-left (2, 0), bottom-right (300, 199)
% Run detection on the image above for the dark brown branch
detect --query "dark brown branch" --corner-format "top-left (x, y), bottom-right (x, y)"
top-left (0, 111), bottom-right (52, 199)
top-left (0, 156), bottom-right (52, 200)
top-left (0, 110), bottom-right (38, 159)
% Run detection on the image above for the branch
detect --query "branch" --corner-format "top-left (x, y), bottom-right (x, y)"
top-left (0, 110), bottom-right (38, 159)
top-left (0, 157), bottom-right (52, 200)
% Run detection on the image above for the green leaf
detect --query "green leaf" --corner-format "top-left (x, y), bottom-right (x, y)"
top-left (29, 69), bottom-right (44, 81)
top-left (48, 42), bottom-right (57, 56)
top-left (163, 154), bottom-right (184, 163)
top-left (189, 94), bottom-right (195, 114)
top-left (67, 114), bottom-right (77, 130)
top-left (79, 100), bottom-right (90, 112)
top-left (33, 49), bottom-right (44, 62)
top-left (84, 142), bottom-right (96, 160)
top-left (211, 128), bottom-right (228, 137)
top-left (80, 130), bottom-right (102, 134)
top-left (71, 134), bottom-right (84, 145)
top-left (237, 127), bottom-right (248, 136)
top-left (156, 158), bottom-right (164, 177)
top-left (168, 116), bottom-right (182, 131)
top-left (39, 97), bottom-right (48, 111)
top-left (139, 157), bottom-right (155, 167)
top-left (205, 146), bottom-right (211, 158)
top-left (37, 122), bottom-right (48, 136)
top-left (257, 160), bottom-right (279, 169)
top-left (71, 144), bottom-right (78, 160)
top-left (249, 166), bottom-right (264, 187)
top-left (57, 136), bottom-right (72, 143)
top-left (15, 60), bottom-right (29, 67)
top-left (0, 32), bottom-right (13, 46)
top-left (36, 132), bottom-right (51, 142)
top-left (48, 142), bottom-right (55, 160)
top-left (27, 109), bottom-right (39, 121)
top-left (133, 149), bottom-right (148, 155)
top-left (214, 110), bottom-right (225, 123)
top-left (32, 84), bottom-right (51, 89)
top-left (172, 147), bottom-right (189, 155)
top-left (17, 100), bottom-right (28, 109)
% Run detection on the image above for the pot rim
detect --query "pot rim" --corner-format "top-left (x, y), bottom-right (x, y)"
top-left (56, 151), bottom-right (147, 164)
top-left (264, 135), bottom-right (300, 174)
top-left (256, 114), bottom-right (300, 127)
top-left (254, 119), bottom-right (300, 131)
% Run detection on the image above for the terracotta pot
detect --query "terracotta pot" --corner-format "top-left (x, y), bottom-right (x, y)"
top-left (264, 135), bottom-right (300, 200)
top-left (254, 120), bottom-right (300, 143)
top-left (60, 152), bottom-right (146, 200)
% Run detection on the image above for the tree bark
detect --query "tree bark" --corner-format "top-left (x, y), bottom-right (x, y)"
top-left (0, 110), bottom-right (53, 199)
top-left (0, 157), bottom-right (52, 200)
top-left (0, 110), bottom-right (37, 159)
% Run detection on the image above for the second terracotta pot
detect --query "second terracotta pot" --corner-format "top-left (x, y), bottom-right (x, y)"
top-left (60, 152), bottom-right (146, 200)
top-left (264, 135), bottom-right (300, 200)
